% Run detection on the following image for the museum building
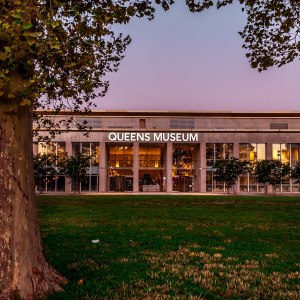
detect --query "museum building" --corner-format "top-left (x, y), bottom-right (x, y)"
top-left (33, 110), bottom-right (300, 193)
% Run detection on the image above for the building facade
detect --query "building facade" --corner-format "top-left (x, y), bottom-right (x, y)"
top-left (33, 111), bottom-right (300, 193)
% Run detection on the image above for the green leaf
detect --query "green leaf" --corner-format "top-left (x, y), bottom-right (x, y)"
top-left (23, 23), bottom-right (33, 30)
top-left (29, 32), bottom-right (39, 37)
top-left (11, 13), bottom-right (22, 19)
top-left (46, 78), bottom-right (55, 84)
top-left (2, 22), bottom-right (10, 29)
top-left (20, 98), bottom-right (31, 106)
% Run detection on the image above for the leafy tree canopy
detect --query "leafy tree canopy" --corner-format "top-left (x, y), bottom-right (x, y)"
top-left (291, 161), bottom-right (300, 185)
top-left (2, 1), bottom-right (300, 298)
top-left (254, 159), bottom-right (290, 193)
top-left (59, 153), bottom-right (91, 193)
top-left (188, 0), bottom-right (300, 72)
top-left (33, 153), bottom-right (57, 192)
top-left (213, 158), bottom-right (249, 193)
top-left (1, 0), bottom-right (299, 119)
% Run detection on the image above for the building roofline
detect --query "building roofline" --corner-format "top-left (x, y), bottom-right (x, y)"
top-left (36, 109), bottom-right (300, 118)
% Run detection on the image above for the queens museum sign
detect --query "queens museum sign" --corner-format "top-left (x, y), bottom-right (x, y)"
top-left (107, 132), bottom-right (199, 143)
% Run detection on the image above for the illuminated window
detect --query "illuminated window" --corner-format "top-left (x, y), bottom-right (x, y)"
top-left (272, 144), bottom-right (290, 163)
top-left (71, 142), bottom-right (100, 192)
top-left (37, 142), bottom-right (66, 192)
top-left (108, 145), bottom-right (134, 169)
top-left (206, 143), bottom-right (233, 166)
top-left (139, 144), bottom-right (164, 168)
top-left (239, 143), bottom-right (265, 161)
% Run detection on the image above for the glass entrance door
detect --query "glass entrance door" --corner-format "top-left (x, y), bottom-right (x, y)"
top-left (173, 176), bottom-right (193, 192)
top-left (109, 176), bottom-right (133, 192)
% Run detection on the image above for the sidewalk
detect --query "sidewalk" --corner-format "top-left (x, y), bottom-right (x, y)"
top-left (36, 191), bottom-right (300, 196)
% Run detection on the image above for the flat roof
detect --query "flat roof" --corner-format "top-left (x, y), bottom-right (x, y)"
top-left (36, 110), bottom-right (300, 118)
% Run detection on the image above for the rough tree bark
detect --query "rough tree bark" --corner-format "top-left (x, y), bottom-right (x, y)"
top-left (0, 102), bottom-right (65, 299)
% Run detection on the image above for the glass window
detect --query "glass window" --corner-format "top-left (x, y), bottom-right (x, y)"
top-left (248, 144), bottom-right (257, 161)
top-left (108, 145), bottom-right (133, 168)
top-left (76, 117), bottom-right (101, 128)
top-left (272, 144), bottom-right (281, 160)
top-left (206, 144), bottom-right (214, 160)
top-left (272, 144), bottom-right (290, 163)
top-left (71, 142), bottom-right (100, 192)
top-left (173, 145), bottom-right (196, 171)
top-left (281, 144), bottom-right (289, 163)
top-left (206, 143), bottom-right (233, 164)
top-left (239, 143), bottom-right (265, 161)
top-left (72, 142), bottom-right (80, 157)
top-left (170, 118), bottom-right (195, 129)
top-left (205, 143), bottom-right (233, 192)
top-left (239, 144), bottom-right (248, 161)
top-left (256, 144), bottom-right (266, 160)
top-left (291, 144), bottom-right (300, 166)
top-left (37, 142), bottom-right (66, 192)
top-left (215, 144), bottom-right (224, 160)
top-left (139, 144), bottom-right (164, 168)
top-left (224, 144), bottom-right (233, 159)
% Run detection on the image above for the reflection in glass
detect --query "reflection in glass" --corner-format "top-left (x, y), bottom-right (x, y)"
top-left (291, 144), bottom-right (300, 166)
top-left (239, 143), bottom-right (265, 161)
top-left (272, 144), bottom-right (281, 160)
top-left (205, 143), bottom-right (233, 192)
top-left (108, 145), bottom-right (133, 168)
top-left (72, 142), bottom-right (100, 192)
top-left (107, 144), bottom-right (134, 192)
top-left (173, 145), bottom-right (196, 192)
top-left (239, 143), bottom-right (265, 192)
top-left (139, 144), bottom-right (165, 192)
top-left (37, 142), bottom-right (66, 192)
top-left (139, 144), bottom-right (164, 168)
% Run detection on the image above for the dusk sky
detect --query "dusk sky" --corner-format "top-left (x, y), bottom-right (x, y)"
top-left (101, 2), bottom-right (300, 111)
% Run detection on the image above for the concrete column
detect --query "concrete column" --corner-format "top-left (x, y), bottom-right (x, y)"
top-left (266, 143), bottom-right (273, 159)
top-left (65, 141), bottom-right (72, 156)
top-left (65, 141), bottom-right (72, 192)
top-left (233, 142), bottom-right (240, 193)
top-left (99, 142), bottom-right (107, 192)
top-left (33, 143), bottom-right (38, 155)
top-left (233, 142), bottom-right (239, 158)
top-left (166, 142), bottom-right (173, 192)
top-left (133, 142), bottom-right (139, 193)
top-left (199, 143), bottom-right (206, 193)
top-left (192, 145), bottom-right (197, 192)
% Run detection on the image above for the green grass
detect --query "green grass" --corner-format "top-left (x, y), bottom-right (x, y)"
top-left (37, 195), bottom-right (300, 299)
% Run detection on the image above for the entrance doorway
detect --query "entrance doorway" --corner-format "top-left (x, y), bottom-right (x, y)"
top-left (173, 176), bottom-right (193, 192)
top-left (109, 176), bottom-right (133, 192)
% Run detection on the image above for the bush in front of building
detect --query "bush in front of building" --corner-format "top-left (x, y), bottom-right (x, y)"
top-left (33, 153), bottom-right (57, 193)
top-left (253, 159), bottom-right (290, 194)
top-left (59, 153), bottom-right (91, 193)
top-left (213, 158), bottom-right (250, 194)
top-left (291, 161), bottom-right (300, 186)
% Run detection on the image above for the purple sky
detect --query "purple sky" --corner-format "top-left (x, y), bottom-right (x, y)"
top-left (100, 2), bottom-right (300, 111)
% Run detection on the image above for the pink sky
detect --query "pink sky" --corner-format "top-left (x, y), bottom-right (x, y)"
top-left (100, 2), bottom-right (300, 112)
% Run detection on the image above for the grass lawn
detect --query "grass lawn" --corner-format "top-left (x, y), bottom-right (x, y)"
top-left (37, 195), bottom-right (300, 299)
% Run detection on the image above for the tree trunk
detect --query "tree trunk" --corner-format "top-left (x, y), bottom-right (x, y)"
top-left (0, 103), bottom-right (65, 299)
